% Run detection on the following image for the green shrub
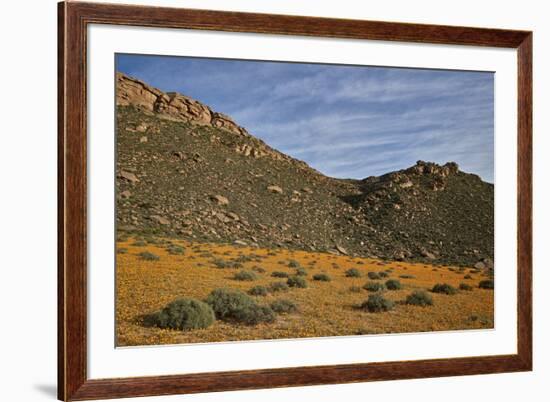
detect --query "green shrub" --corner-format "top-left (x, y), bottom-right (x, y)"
top-left (345, 268), bottom-right (362, 278)
top-left (431, 283), bottom-right (458, 295)
top-left (378, 271), bottom-right (389, 278)
top-left (363, 281), bottom-right (385, 292)
top-left (117, 248), bottom-right (128, 254)
top-left (272, 271), bottom-right (289, 278)
top-left (287, 275), bottom-right (308, 288)
top-left (139, 251), bottom-right (159, 261)
top-left (205, 288), bottom-right (255, 320)
top-left (288, 259), bottom-right (300, 268)
top-left (464, 274), bottom-right (473, 279)
top-left (269, 281), bottom-right (289, 292)
top-left (360, 294), bottom-right (395, 313)
top-left (146, 237), bottom-right (163, 245)
top-left (385, 279), bottom-right (402, 290)
top-left (212, 259), bottom-right (228, 268)
top-left (235, 255), bottom-right (253, 263)
top-left (399, 274), bottom-right (415, 279)
top-left (349, 285), bottom-right (362, 293)
top-left (252, 266), bottom-right (266, 273)
top-left (459, 283), bottom-right (473, 291)
top-left (295, 267), bottom-right (308, 276)
top-left (147, 298), bottom-right (215, 330)
top-left (117, 233), bottom-right (129, 242)
top-left (248, 285), bottom-right (269, 296)
top-left (479, 279), bottom-right (494, 289)
top-left (212, 258), bottom-right (244, 269)
top-left (405, 291), bottom-right (433, 307)
top-left (233, 304), bottom-right (276, 325)
top-left (233, 270), bottom-right (258, 281)
top-left (199, 252), bottom-right (214, 259)
top-left (367, 271), bottom-right (381, 280)
top-left (468, 314), bottom-right (493, 325)
top-left (270, 299), bottom-right (298, 314)
top-left (167, 245), bottom-right (185, 255)
top-left (132, 240), bottom-right (147, 247)
top-left (313, 273), bottom-right (331, 282)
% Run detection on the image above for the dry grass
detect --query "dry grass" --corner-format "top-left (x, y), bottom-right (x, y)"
top-left (116, 238), bottom-right (494, 347)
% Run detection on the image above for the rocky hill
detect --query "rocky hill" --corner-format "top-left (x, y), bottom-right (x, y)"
top-left (116, 72), bottom-right (494, 267)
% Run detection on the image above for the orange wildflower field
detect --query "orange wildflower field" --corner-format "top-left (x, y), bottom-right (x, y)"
top-left (116, 238), bottom-right (494, 347)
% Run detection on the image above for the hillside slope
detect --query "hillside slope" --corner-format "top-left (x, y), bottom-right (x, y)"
top-left (116, 73), bottom-right (494, 267)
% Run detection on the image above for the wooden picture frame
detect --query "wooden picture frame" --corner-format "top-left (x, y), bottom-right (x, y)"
top-left (58, 1), bottom-right (532, 400)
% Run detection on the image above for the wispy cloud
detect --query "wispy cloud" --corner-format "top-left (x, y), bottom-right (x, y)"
top-left (117, 54), bottom-right (494, 182)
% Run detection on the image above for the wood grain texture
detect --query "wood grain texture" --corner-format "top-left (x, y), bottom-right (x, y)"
top-left (59, 1), bottom-right (88, 400)
top-left (57, 3), bottom-right (65, 400)
top-left (69, 355), bottom-right (529, 401)
top-left (58, 1), bottom-right (533, 400)
top-left (516, 33), bottom-right (533, 369)
top-left (66, 1), bottom-right (529, 47)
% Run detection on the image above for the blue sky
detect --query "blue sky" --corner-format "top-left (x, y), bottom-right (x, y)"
top-left (117, 54), bottom-right (494, 182)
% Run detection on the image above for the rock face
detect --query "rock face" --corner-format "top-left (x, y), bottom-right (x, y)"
top-left (116, 72), bottom-right (292, 163)
top-left (116, 73), bottom-right (165, 111)
top-left (116, 72), bottom-right (249, 136)
top-left (116, 74), bottom-right (494, 267)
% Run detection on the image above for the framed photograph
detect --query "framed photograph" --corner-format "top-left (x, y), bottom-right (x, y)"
top-left (58, 1), bottom-right (532, 400)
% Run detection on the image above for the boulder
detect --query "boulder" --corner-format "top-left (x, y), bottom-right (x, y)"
top-left (118, 170), bottom-right (139, 183)
top-left (211, 194), bottom-right (229, 206)
top-left (136, 123), bottom-right (148, 132)
top-left (336, 245), bottom-right (348, 255)
top-left (215, 213), bottom-right (231, 223)
top-left (393, 250), bottom-right (406, 261)
top-left (420, 249), bottom-right (437, 260)
top-left (474, 261), bottom-right (486, 270)
top-left (172, 151), bottom-right (185, 160)
top-left (151, 215), bottom-right (170, 225)
top-left (267, 185), bottom-right (283, 194)
top-left (226, 212), bottom-right (240, 221)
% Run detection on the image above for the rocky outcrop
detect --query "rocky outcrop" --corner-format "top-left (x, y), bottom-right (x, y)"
top-left (116, 73), bottom-right (166, 111)
top-left (361, 160), bottom-right (462, 194)
top-left (162, 92), bottom-right (212, 125)
top-left (211, 112), bottom-right (246, 135)
top-left (116, 73), bottom-right (306, 165)
top-left (116, 72), bottom-right (249, 136)
top-left (405, 160), bottom-right (459, 178)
